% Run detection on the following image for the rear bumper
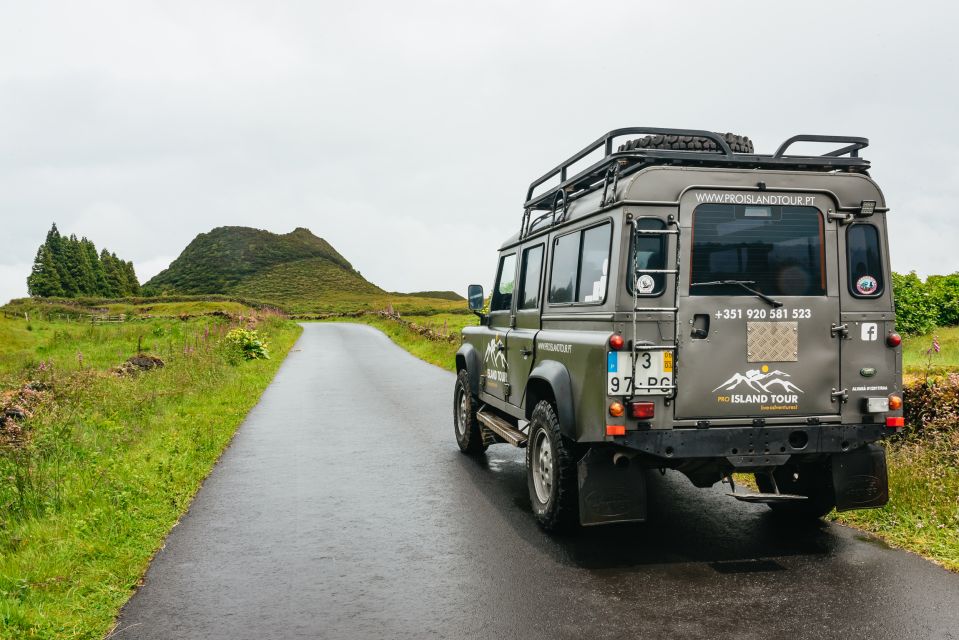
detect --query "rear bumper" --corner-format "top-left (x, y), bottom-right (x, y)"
top-left (621, 423), bottom-right (890, 463)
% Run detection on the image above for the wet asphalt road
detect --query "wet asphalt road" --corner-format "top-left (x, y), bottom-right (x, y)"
top-left (116, 323), bottom-right (959, 639)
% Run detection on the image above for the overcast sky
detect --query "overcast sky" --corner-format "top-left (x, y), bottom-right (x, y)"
top-left (1, 1), bottom-right (956, 303)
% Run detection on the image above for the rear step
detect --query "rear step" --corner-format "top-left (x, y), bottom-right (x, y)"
top-left (476, 409), bottom-right (528, 447)
top-left (724, 472), bottom-right (808, 504)
top-left (728, 493), bottom-right (808, 504)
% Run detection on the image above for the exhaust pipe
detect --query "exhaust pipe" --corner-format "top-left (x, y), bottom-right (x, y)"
top-left (613, 453), bottom-right (630, 468)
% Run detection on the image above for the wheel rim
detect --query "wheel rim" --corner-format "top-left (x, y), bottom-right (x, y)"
top-left (531, 430), bottom-right (553, 505)
top-left (455, 386), bottom-right (468, 439)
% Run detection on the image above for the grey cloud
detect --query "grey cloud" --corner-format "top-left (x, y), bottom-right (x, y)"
top-left (1, 0), bottom-right (957, 302)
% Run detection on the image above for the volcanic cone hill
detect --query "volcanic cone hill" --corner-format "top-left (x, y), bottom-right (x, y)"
top-left (143, 226), bottom-right (461, 314)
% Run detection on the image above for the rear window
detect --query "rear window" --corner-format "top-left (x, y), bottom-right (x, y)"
top-left (847, 224), bottom-right (884, 297)
top-left (690, 204), bottom-right (825, 297)
top-left (628, 218), bottom-right (667, 296)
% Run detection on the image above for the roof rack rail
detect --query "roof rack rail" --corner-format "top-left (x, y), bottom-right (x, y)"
top-left (520, 128), bottom-right (870, 239)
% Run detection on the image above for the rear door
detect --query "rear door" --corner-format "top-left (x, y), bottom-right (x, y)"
top-left (674, 194), bottom-right (842, 421)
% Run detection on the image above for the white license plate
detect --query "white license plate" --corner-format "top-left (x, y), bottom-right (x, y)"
top-left (607, 351), bottom-right (673, 395)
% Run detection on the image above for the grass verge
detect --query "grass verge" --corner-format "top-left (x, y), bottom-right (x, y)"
top-left (0, 309), bottom-right (301, 639)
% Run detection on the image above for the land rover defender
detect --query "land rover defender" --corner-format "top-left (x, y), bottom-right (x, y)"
top-left (454, 128), bottom-right (902, 529)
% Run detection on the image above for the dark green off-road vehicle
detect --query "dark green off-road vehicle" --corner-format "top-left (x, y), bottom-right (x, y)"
top-left (454, 128), bottom-right (902, 529)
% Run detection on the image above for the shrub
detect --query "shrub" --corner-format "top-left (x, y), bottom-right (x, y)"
top-left (891, 271), bottom-right (938, 336)
top-left (224, 328), bottom-right (270, 362)
top-left (926, 273), bottom-right (959, 327)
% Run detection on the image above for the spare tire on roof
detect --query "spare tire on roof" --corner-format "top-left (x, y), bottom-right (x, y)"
top-left (618, 132), bottom-right (754, 154)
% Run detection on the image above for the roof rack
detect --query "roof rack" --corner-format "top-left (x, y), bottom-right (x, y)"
top-left (520, 128), bottom-right (869, 238)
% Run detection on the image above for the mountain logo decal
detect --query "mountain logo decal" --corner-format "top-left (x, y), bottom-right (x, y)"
top-left (484, 336), bottom-right (507, 369)
top-left (712, 367), bottom-right (803, 394)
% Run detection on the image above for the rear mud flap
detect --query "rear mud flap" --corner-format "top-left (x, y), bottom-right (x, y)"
top-left (577, 448), bottom-right (647, 526)
top-left (833, 443), bottom-right (889, 511)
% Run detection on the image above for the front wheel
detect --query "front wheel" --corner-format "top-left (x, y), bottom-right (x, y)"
top-left (526, 400), bottom-right (578, 530)
top-left (453, 369), bottom-right (486, 454)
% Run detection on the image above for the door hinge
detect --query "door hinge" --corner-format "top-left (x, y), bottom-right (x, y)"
top-left (830, 323), bottom-right (849, 339)
top-left (696, 420), bottom-right (710, 429)
top-left (831, 388), bottom-right (849, 403)
top-left (827, 211), bottom-right (855, 225)
top-left (504, 382), bottom-right (512, 398)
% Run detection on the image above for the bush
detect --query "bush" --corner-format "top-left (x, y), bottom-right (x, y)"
top-left (902, 375), bottom-right (959, 439)
top-left (224, 328), bottom-right (270, 362)
top-left (892, 271), bottom-right (938, 335)
top-left (926, 273), bottom-right (959, 327)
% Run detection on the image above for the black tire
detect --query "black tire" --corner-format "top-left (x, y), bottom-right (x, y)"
top-left (618, 132), bottom-right (754, 154)
top-left (526, 400), bottom-right (578, 530)
top-left (755, 461), bottom-right (835, 519)
top-left (453, 369), bottom-right (486, 454)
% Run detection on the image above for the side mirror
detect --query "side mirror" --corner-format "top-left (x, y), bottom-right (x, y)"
top-left (467, 284), bottom-right (485, 311)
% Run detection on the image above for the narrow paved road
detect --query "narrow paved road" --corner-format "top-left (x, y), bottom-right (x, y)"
top-left (116, 323), bottom-right (959, 639)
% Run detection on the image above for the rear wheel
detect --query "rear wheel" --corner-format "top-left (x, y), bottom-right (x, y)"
top-left (453, 369), bottom-right (486, 454)
top-left (755, 461), bottom-right (835, 519)
top-left (526, 400), bottom-right (578, 530)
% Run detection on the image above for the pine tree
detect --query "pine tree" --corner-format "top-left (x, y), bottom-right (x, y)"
top-left (63, 234), bottom-right (96, 295)
top-left (100, 249), bottom-right (121, 297)
top-left (45, 223), bottom-right (79, 296)
top-left (82, 237), bottom-right (109, 294)
top-left (27, 244), bottom-right (65, 297)
top-left (124, 260), bottom-right (141, 295)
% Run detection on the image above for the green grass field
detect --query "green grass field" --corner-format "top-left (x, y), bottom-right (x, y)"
top-left (0, 305), bottom-right (300, 638)
top-left (902, 325), bottom-right (959, 377)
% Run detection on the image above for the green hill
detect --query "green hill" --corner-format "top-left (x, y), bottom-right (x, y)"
top-left (144, 226), bottom-right (357, 294)
top-left (143, 226), bottom-right (465, 315)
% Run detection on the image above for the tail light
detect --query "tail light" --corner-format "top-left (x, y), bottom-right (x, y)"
top-left (628, 401), bottom-right (655, 419)
top-left (886, 332), bottom-right (902, 347)
top-left (608, 402), bottom-right (625, 417)
top-left (606, 424), bottom-right (626, 436)
top-left (886, 416), bottom-right (904, 428)
top-left (888, 394), bottom-right (902, 410)
top-left (609, 333), bottom-right (625, 351)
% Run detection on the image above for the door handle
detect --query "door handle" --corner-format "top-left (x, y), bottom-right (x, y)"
top-left (691, 313), bottom-right (710, 339)
top-left (521, 347), bottom-right (533, 357)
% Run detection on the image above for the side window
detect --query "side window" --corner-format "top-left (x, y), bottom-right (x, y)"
top-left (548, 233), bottom-right (578, 303)
top-left (548, 221), bottom-right (612, 305)
top-left (847, 224), bottom-right (884, 297)
top-left (518, 244), bottom-right (544, 310)
top-left (578, 224), bottom-right (611, 303)
top-left (628, 218), bottom-right (666, 296)
top-left (490, 253), bottom-right (516, 312)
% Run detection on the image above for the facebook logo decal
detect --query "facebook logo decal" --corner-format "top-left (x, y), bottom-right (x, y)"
top-left (861, 323), bottom-right (878, 341)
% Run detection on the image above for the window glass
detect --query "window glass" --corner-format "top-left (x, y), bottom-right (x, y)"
top-left (578, 224), bottom-right (611, 303)
top-left (519, 244), bottom-right (544, 310)
top-left (628, 218), bottom-right (666, 295)
top-left (690, 204), bottom-right (825, 297)
top-left (847, 224), bottom-right (884, 296)
top-left (548, 233), bottom-right (578, 303)
top-left (490, 253), bottom-right (516, 312)
top-left (548, 222), bottom-right (612, 304)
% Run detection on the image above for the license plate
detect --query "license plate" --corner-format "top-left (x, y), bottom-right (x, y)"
top-left (607, 351), bottom-right (673, 395)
